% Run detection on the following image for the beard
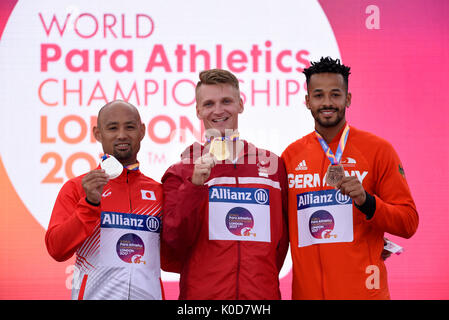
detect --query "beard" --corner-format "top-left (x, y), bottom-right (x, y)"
top-left (113, 148), bottom-right (133, 163)
top-left (313, 107), bottom-right (346, 128)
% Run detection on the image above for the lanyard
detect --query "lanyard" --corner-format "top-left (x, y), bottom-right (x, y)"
top-left (206, 132), bottom-right (240, 143)
top-left (315, 124), bottom-right (350, 165)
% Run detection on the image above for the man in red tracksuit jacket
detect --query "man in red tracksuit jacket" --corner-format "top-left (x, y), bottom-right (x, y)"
top-left (161, 69), bottom-right (289, 299)
top-left (45, 100), bottom-right (167, 300)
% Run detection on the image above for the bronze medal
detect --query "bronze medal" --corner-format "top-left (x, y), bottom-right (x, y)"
top-left (315, 124), bottom-right (351, 188)
top-left (325, 164), bottom-right (345, 187)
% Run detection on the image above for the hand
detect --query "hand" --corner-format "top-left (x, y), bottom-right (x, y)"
top-left (382, 238), bottom-right (393, 261)
top-left (336, 176), bottom-right (366, 206)
top-left (82, 169), bottom-right (110, 205)
top-left (191, 154), bottom-right (216, 186)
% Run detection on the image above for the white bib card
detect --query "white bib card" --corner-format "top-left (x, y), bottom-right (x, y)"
top-left (297, 189), bottom-right (353, 247)
top-left (209, 186), bottom-right (271, 243)
top-left (99, 211), bottom-right (161, 268)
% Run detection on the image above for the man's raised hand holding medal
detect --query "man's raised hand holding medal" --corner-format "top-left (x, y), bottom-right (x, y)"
top-left (334, 173), bottom-right (367, 207)
top-left (191, 152), bottom-right (216, 186)
top-left (191, 130), bottom-right (243, 185)
top-left (316, 124), bottom-right (367, 207)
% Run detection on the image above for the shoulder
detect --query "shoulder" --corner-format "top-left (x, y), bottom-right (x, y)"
top-left (136, 172), bottom-right (164, 202)
top-left (161, 143), bottom-right (198, 183)
top-left (281, 132), bottom-right (315, 159)
top-left (348, 127), bottom-right (403, 174)
top-left (246, 141), bottom-right (284, 170)
top-left (55, 173), bottom-right (87, 203)
top-left (244, 141), bottom-right (287, 180)
top-left (350, 126), bottom-right (396, 152)
top-left (61, 173), bottom-right (86, 191)
top-left (137, 171), bottom-right (162, 187)
top-left (247, 141), bottom-right (281, 159)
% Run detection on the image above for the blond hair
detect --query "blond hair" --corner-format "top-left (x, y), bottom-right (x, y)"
top-left (195, 69), bottom-right (240, 100)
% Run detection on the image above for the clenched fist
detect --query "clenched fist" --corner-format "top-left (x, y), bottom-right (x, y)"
top-left (191, 154), bottom-right (216, 186)
top-left (335, 176), bottom-right (366, 206)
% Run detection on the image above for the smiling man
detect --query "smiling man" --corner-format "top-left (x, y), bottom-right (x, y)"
top-left (45, 100), bottom-right (167, 300)
top-left (161, 69), bottom-right (289, 300)
top-left (94, 101), bottom-right (145, 166)
top-left (282, 57), bottom-right (419, 299)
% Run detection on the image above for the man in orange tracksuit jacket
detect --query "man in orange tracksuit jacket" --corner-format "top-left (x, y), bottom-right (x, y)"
top-left (282, 57), bottom-right (418, 299)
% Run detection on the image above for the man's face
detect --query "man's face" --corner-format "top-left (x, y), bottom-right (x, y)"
top-left (196, 83), bottom-right (244, 136)
top-left (305, 72), bottom-right (351, 129)
top-left (94, 102), bottom-right (145, 166)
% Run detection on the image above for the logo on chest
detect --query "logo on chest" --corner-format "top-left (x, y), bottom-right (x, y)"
top-left (101, 211), bottom-right (160, 233)
top-left (141, 190), bottom-right (156, 200)
top-left (209, 186), bottom-right (269, 205)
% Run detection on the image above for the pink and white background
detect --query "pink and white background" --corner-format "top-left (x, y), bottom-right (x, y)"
top-left (0, 0), bottom-right (448, 299)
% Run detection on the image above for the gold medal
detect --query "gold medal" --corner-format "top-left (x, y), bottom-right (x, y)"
top-left (209, 138), bottom-right (230, 161)
top-left (325, 164), bottom-right (345, 187)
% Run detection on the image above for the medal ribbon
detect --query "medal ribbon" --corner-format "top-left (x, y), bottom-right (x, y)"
top-left (315, 124), bottom-right (350, 165)
top-left (206, 132), bottom-right (240, 143)
top-left (101, 154), bottom-right (139, 171)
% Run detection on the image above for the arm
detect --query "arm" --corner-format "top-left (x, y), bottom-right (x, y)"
top-left (45, 180), bottom-right (101, 262)
top-left (275, 157), bottom-right (290, 272)
top-left (368, 145), bottom-right (419, 239)
top-left (161, 164), bottom-right (209, 264)
top-left (338, 143), bottom-right (418, 238)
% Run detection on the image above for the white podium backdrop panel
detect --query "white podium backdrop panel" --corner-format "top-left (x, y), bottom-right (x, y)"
top-left (0, 0), bottom-right (338, 231)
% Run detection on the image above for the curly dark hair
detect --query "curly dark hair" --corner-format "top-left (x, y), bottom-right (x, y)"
top-left (303, 56), bottom-right (351, 90)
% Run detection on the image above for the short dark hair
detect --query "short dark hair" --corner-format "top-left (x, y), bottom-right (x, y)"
top-left (195, 69), bottom-right (240, 100)
top-left (303, 56), bottom-right (351, 90)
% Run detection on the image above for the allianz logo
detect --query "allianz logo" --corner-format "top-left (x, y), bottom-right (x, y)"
top-left (101, 212), bottom-right (160, 232)
top-left (298, 190), bottom-right (351, 206)
top-left (102, 212), bottom-right (145, 228)
top-left (335, 190), bottom-right (351, 204)
top-left (210, 187), bottom-right (269, 204)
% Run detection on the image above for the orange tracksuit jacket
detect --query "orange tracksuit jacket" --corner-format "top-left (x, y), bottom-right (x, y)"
top-left (281, 124), bottom-right (418, 299)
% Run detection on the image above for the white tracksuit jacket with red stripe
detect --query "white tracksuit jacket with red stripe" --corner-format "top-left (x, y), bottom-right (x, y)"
top-left (45, 166), bottom-right (164, 300)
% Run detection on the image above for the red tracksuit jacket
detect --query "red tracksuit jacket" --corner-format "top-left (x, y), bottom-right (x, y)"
top-left (45, 166), bottom-right (167, 300)
top-left (161, 141), bottom-right (289, 299)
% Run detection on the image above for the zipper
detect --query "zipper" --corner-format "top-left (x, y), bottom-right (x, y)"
top-left (126, 169), bottom-right (132, 299)
top-left (236, 242), bottom-right (241, 299)
top-left (235, 161), bottom-right (240, 299)
top-left (318, 150), bottom-right (328, 299)
top-left (317, 139), bottom-right (339, 299)
top-left (127, 170), bottom-right (133, 212)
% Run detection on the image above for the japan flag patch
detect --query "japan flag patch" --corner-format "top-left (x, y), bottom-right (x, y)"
top-left (141, 190), bottom-right (156, 200)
